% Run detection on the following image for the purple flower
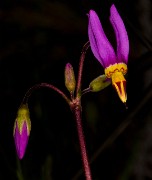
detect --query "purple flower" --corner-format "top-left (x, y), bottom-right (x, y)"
top-left (88, 4), bottom-right (129, 103)
top-left (13, 104), bottom-right (31, 159)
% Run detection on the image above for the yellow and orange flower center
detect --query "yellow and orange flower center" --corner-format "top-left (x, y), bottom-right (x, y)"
top-left (105, 63), bottom-right (127, 103)
top-left (105, 63), bottom-right (127, 78)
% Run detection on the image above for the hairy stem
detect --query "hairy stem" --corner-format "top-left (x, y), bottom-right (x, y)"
top-left (76, 41), bottom-right (90, 97)
top-left (73, 104), bottom-right (92, 180)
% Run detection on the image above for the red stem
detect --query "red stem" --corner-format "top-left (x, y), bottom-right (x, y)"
top-left (73, 105), bottom-right (92, 180)
top-left (22, 83), bottom-right (71, 105)
top-left (76, 41), bottom-right (90, 97)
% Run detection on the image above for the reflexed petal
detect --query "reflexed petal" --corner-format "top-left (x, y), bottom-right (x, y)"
top-left (14, 121), bottom-right (29, 159)
top-left (110, 4), bottom-right (129, 63)
top-left (88, 10), bottom-right (116, 68)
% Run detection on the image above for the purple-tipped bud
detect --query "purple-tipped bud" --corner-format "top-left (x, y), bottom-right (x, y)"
top-left (13, 104), bottom-right (31, 159)
top-left (65, 63), bottom-right (76, 93)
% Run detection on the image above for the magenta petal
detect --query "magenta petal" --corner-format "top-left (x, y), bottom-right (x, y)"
top-left (88, 10), bottom-right (116, 68)
top-left (14, 121), bottom-right (29, 159)
top-left (110, 4), bottom-right (129, 63)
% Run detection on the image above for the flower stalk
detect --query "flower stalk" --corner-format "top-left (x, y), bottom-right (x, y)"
top-left (76, 41), bottom-right (90, 97)
top-left (72, 103), bottom-right (92, 180)
top-left (22, 83), bottom-right (71, 105)
top-left (69, 41), bottom-right (92, 180)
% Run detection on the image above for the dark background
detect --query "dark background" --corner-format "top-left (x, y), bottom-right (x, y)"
top-left (0, 0), bottom-right (152, 179)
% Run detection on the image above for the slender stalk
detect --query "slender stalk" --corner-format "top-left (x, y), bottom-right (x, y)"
top-left (22, 83), bottom-right (71, 105)
top-left (82, 88), bottom-right (91, 96)
top-left (73, 41), bottom-right (92, 180)
top-left (73, 104), bottom-right (92, 180)
top-left (16, 157), bottom-right (24, 180)
top-left (76, 41), bottom-right (90, 97)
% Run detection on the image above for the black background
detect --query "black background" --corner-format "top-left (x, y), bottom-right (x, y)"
top-left (0, 0), bottom-right (152, 179)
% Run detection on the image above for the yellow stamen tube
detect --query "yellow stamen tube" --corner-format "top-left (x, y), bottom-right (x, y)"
top-left (111, 71), bottom-right (127, 103)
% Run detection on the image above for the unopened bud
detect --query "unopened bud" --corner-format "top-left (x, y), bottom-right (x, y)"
top-left (89, 75), bottom-right (111, 92)
top-left (65, 63), bottom-right (76, 93)
top-left (13, 104), bottom-right (31, 159)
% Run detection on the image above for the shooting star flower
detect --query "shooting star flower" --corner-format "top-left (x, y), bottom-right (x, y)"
top-left (88, 4), bottom-right (129, 103)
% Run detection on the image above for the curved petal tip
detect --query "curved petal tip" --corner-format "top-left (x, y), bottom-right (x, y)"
top-left (110, 4), bottom-right (129, 63)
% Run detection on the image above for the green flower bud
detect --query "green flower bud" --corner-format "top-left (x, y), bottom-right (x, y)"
top-left (65, 63), bottom-right (76, 93)
top-left (89, 75), bottom-right (111, 92)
